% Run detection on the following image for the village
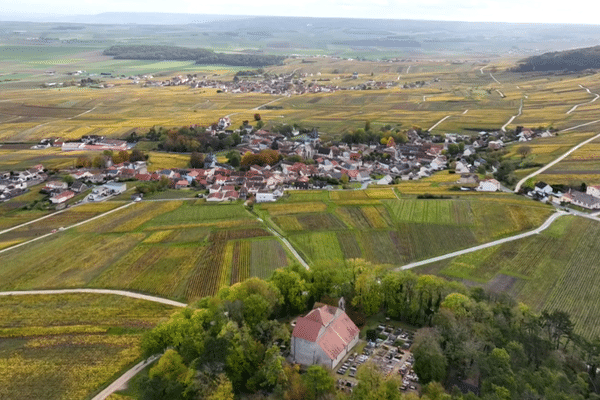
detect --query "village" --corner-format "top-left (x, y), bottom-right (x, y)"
top-left (7, 119), bottom-right (584, 209)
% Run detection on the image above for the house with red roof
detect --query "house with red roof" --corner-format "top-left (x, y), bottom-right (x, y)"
top-left (291, 304), bottom-right (359, 369)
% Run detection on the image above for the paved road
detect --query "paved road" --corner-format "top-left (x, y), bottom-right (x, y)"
top-left (0, 288), bottom-right (187, 307)
top-left (567, 85), bottom-right (600, 114)
top-left (490, 73), bottom-right (501, 84)
top-left (91, 355), bottom-right (160, 400)
top-left (0, 208), bottom-right (69, 237)
top-left (397, 211), bottom-right (566, 270)
top-left (514, 128), bottom-right (600, 192)
top-left (0, 201), bottom-right (134, 255)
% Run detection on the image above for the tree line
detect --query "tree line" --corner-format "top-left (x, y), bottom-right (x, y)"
top-left (103, 45), bottom-right (285, 67)
top-left (132, 258), bottom-right (600, 400)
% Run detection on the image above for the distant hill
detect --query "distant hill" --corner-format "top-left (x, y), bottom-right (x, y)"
top-left (103, 45), bottom-right (285, 67)
top-left (513, 45), bottom-right (600, 72)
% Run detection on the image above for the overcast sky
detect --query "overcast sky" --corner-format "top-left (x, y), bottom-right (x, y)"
top-left (2, 0), bottom-right (597, 25)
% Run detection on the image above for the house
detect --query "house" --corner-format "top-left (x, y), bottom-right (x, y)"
top-left (49, 190), bottom-right (75, 204)
top-left (586, 185), bottom-right (600, 199)
top-left (256, 192), bottom-right (277, 203)
top-left (70, 181), bottom-right (88, 193)
top-left (563, 190), bottom-right (600, 209)
top-left (457, 174), bottom-right (479, 185)
top-left (377, 175), bottom-right (393, 185)
top-left (476, 179), bottom-right (501, 192)
top-left (534, 182), bottom-right (553, 195)
top-left (45, 181), bottom-right (68, 191)
top-left (175, 180), bottom-right (189, 189)
top-left (291, 304), bottom-right (360, 369)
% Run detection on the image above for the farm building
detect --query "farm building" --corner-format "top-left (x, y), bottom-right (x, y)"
top-left (291, 304), bottom-right (359, 369)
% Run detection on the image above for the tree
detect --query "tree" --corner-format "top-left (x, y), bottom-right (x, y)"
top-left (149, 349), bottom-right (189, 383)
top-left (92, 155), bottom-right (106, 169)
top-left (112, 150), bottom-right (130, 164)
top-left (75, 156), bottom-right (91, 168)
top-left (207, 374), bottom-right (234, 400)
top-left (302, 365), bottom-right (334, 400)
top-left (190, 152), bottom-right (205, 168)
top-left (269, 268), bottom-right (307, 315)
top-left (130, 149), bottom-right (146, 162)
top-left (365, 120), bottom-right (371, 131)
top-left (340, 174), bottom-right (350, 185)
top-left (254, 113), bottom-right (261, 121)
top-left (63, 175), bottom-right (74, 185)
top-left (226, 151), bottom-right (240, 168)
top-left (517, 145), bottom-right (532, 159)
top-left (412, 328), bottom-right (447, 385)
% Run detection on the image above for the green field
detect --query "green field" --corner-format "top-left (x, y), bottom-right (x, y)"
top-left (261, 189), bottom-right (554, 266)
top-left (416, 215), bottom-right (600, 339)
top-left (0, 293), bottom-right (176, 400)
top-left (0, 201), bottom-right (291, 302)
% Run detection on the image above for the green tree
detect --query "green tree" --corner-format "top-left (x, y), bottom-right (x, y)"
top-left (302, 365), bottom-right (334, 400)
top-left (269, 269), bottom-right (307, 315)
top-left (129, 149), bottom-right (146, 162)
top-left (63, 175), bottom-right (74, 185)
top-left (190, 152), bottom-right (205, 168)
top-left (92, 155), bottom-right (106, 169)
top-left (207, 374), bottom-right (234, 400)
top-left (412, 328), bottom-right (447, 385)
top-left (149, 349), bottom-right (188, 383)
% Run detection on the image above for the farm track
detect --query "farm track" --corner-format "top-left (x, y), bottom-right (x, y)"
top-left (566, 85), bottom-right (600, 114)
top-left (255, 217), bottom-right (309, 269)
top-left (514, 126), bottom-right (600, 192)
top-left (91, 355), bottom-right (160, 400)
top-left (501, 98), bottom-right (523, 132)
top-left (428, 115), bottom-right (451, 131)
top-left (0, 288), bottom-right (187, 307)
top-left (0, 201), bottom-right (134, 255)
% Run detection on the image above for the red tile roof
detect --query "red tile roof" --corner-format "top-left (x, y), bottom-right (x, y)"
top-left (292, 305), bottom-right (359, 361)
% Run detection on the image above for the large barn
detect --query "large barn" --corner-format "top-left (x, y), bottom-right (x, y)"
top-left (291, 304), bottom-right (360, 369)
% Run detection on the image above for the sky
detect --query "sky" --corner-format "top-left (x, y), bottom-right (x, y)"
top-left (2, 0), bottom-right (597, 25)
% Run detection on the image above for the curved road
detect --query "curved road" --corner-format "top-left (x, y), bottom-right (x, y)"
top-left (397, 211), bottom-right (566, 270)
top-left (514, 127), bottom-right (600, 192)
top-left (501, 98), bottom-right (523, 132)
top-left (567, 85), bottom-right (600, 114)
top-left (91, 355), bottom-right (160, 400)
top-left (0, 288), bottom-right (187, 307)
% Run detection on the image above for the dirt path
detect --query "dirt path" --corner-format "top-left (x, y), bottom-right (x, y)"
top-left (428, 115), bottom-right (451, 132)
top-left (396, 211), bottom-right (566, 270)
top-left (490, 73), bottom-right (501, 84)
top-left (566, 85), bottom-right (600, 114)
top-left (255, 216), bottom-right (309, 269)
top-left (514, 127), bottom-right (600, 192)
top-left (91, 355), bottom-right (160, 400)
top-left (0, 288), bottom-right (187, 307)
top-left (501, 98), bottom-right (523, 132)
top-left (225, 97), bottom-right (284, 119)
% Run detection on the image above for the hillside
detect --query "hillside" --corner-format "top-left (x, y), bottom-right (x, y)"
top-left (513, 45), bottom-right (600, 72)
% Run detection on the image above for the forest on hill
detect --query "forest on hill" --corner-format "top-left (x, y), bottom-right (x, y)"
top-left (512, 45), bottom-right (600, 72)
top-left (103, 45), bottom-right (286, 67)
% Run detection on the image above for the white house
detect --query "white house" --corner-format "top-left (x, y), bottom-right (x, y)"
top-left (476, 179), bottom-right (501, 192)
top-left (256, 192), bottom-right (277, 203)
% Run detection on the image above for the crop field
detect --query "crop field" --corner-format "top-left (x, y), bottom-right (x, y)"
top-left (268, 188), bottom-right (553, 266)
top-left (3, 52), bottom-right (600, 143)
top-left (0, 200), bottom-right (290, 301)
top-left (0, 293), bottom-right (176, 400)
top-left (419, 216), bottom-right (600, 339)
top-left (534, 138), bottom-right (600, 185)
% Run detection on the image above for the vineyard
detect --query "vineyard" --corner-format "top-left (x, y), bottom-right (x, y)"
top-left (0, 293), bottom-right (176, 400)
top-left (426, 216), bottom-right (600, 339)
top-left (0, 200), bottom-right (291, 302)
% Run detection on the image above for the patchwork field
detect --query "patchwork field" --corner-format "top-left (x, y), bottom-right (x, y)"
top-left (261, 189), bottom-right (553, 266)
top-left (0, 293), bottom-right (176, 400)
top-left (0, 201), bottom-right (290, 302)
top-left (416, 216), bottom-right (600, 339)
